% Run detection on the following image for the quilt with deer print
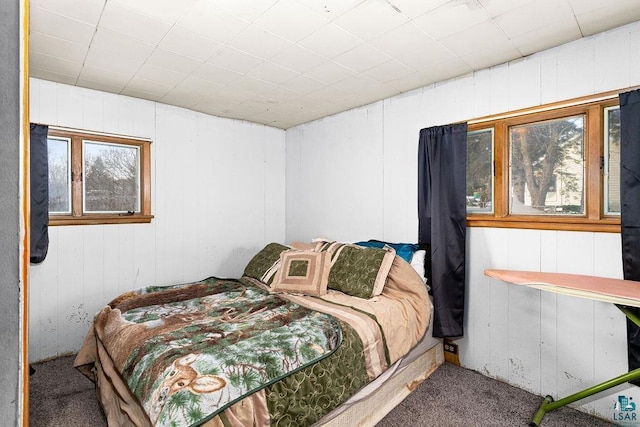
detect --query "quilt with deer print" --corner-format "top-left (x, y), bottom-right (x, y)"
top-left (75, 253), bottom-right (432, 427)
top-left (90, 277), bottom-right (343, 426)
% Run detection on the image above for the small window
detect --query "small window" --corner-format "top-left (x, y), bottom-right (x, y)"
top-left (604, 106), bottom-right (621, 215)
top-left (47, 128), bottom-right (152, 225)
top-left (467, 129), bottom-right (494, 214)
top-left (47, 136), bottom-right (71, 214)
top-left (509, 115), bottom-right (585, 215)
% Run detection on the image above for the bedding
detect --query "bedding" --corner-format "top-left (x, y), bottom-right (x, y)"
top-left (75, 242), bottom-right (433, 427)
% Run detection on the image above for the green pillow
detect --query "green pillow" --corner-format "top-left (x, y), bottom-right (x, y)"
top-left (326, 243), bottom-right (395, 299)
top-left (243, 243), bottom-right (290, 285)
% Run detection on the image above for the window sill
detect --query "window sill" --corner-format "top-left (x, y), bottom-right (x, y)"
top-left (49, 214), bottom-right (154, 226)
top-left (467, 216), bottom-right (620, 233)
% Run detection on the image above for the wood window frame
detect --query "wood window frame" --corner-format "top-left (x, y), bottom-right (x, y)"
top-left (47, 127), bottom-right (153, 226)
top-left (466, 89), bottom-right (632, 233)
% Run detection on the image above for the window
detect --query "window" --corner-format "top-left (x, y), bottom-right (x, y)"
top-left (466, 129), bottom-right (494, 214)
top-left (466, 92), bottom-right (623, 232)
top-left (47, 128), bottom-right (152, 225)
top-left (605, 106), bottom-right (621, 215)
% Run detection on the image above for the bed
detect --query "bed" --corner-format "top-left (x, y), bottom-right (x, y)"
top-left (74, 239), bottom-right (443, 426)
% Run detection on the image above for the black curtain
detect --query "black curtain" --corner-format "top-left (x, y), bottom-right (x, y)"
top-left (620, 89), bottom-right (640, 381)
top-left (30, 123), bottom-right (49, 264)
top-left (418, 123), bottom-right (467, 338)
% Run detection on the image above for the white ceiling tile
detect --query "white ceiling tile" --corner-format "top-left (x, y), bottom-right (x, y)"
top-left (511, 18), bottom-right (583, 56)
top-left (110, 0), bottom-right (197, 24)
top-left (207, 46), bottom-right (264, 74)
top-left (159, 76), bottom-right (226, 106)
top-left (413, 0), bottom-right (492, 40)
top-left (332, 74), bottom-right (380, 93)
top-left (333, 0), bottom-right (410, 41)
top-left (253, 0), bottom-right (328, 43)
top-left (90, 28), bottom-right (155, 60)
top-left (30, 51), bottom-right (83, 76)
top-left (30, 6), bottom-right (96, 46)
top-left (369, 22), bottom-right (435, 57)
top-left (394, 41), bottom-right (457, 71)
top-left (76, 78), bottom-right (127, 94)
top-left (99, 2), bottom-right (172, 45)
top-left (298, 23), bottom-right (364, 59)
top-left (460, 40), bottom-right (521, 69)
top-left (333, 44), bottom-right (392, 73)
top-left (158, 27), bottom-right (222, 62)
top-left (307, 85), bottom-right (352, 103)
top-left (477, 0), bottom-right (537, 17)
top-left (575, 1), bottom-right (640, 37)
top-left (227, 26), bottom-right (294, 59)
top-left (78, 65), bottom-right (131, 89)
top-left (145, 49), bottom-right (203, 74)
top-left (136, 64), bottom-right (188, 87)
top-left (124, 77), bottom-right (173, 98)
top-left (362, 59), bottom-right (415, 83)
top-left (247, 62), bottom-right (299, 84)
top-left (283, 75), bottom-right (326, 94)
top-left (295, 0), bottom-right (362, 20)
top-left (120, 87), bottom-right (164, 102)
top-left (30, 0), bottom-right (104, 26)
top-left (568, 0), bottom-right (611, 16)
top-left (206, 0), bottom-right (278, 22)
top-left (177, 0), bottom-right (250, 43)
top-left (270, 45), bottom-right (327, 73)
top-left (84, 46), bottom-right (145, 76)
top-left (385, 0), bottom-right (449, 18)
top-left (191, 63), bottom-right (244, 85)
top-left (30, 31), bottom-right (88, 63)
top-left (439, 20), bottom-right (511, 58)
top-left (197, 86), bottom-right (255, 104)
top-left (303, 61), bottom-right (357, 85)
top-left (385, 70), bottom-right (438, 92)
top-left (31, 67), bottom-right (78, 85)
top-left (495, 1), bottom-right (575, 39)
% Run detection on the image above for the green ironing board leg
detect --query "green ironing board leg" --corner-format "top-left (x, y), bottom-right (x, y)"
top-left (530, 305), bottom-right (640, 427)
top-left (530, 368), bottom-right (640, 427)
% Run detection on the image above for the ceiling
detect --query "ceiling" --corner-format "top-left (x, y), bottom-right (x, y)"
top-left (29, 0), bottom-right (640, 129)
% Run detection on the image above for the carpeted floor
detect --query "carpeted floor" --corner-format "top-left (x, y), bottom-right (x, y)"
top-left (29, 355), bottom-right (612, 426)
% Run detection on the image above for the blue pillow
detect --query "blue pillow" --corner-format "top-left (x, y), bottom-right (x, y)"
top-left (355, 240), bottom-right (418, 263)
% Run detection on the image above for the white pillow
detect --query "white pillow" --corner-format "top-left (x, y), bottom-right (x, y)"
top-left (411, 250), bottom-right (427, 282)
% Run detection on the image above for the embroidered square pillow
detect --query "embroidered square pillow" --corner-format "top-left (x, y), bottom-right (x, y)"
top-left (243, 242), bottom-right (290, 285)
top-left (271, 250), bottom-right (330, 296)
top-left (326, 243), bottom-right (395, 299)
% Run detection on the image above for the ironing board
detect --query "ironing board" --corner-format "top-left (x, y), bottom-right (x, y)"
top-left (484, 269), bottom-right (640, 427)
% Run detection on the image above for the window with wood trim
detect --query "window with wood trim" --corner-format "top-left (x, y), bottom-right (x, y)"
top-left (466, 92), bottom-right (625, 233)
top-left (47, 127), bottom-right (152, 226)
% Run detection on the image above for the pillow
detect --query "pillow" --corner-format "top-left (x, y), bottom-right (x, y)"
top-left (243, 242), bottom-right (290, 285)
top-left (326, 243), bottom-right (395, 299)
top-left (355, 240), bottom-right (418, 263)
top-left (410, 250), bottom-right (427, 283)
top-left (271, 250), bottom-right (330, 296)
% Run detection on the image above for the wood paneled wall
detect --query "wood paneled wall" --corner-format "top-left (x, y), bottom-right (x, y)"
top-left (28, 78), bottom-right (285, 362)
top-left (285, 20), bottom-right (640, 420)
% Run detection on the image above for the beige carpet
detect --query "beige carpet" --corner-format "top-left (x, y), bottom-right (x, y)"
top-left (29, 355), bottom-right (612, 426)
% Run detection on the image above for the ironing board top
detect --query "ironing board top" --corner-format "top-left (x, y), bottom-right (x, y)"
top-left (485, 269), bottom-right (640, 308)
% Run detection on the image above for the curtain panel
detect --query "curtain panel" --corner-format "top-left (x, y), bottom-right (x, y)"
top-left (620, 89), bottom-right (640, 382)
top-left (30, 123), bottom-right (49, 264)
top-left (418, 123), bottom-right (467, 338)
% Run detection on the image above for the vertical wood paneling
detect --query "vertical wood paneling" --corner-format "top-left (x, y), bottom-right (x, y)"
top-left (506, 229), bottom-right (542, 393)
top-left (556, 233), bottom-right (596, 413)
top-left (29, 81), bottom-right (286, 362)
top-left (284, 21), bottom-right (640, 422)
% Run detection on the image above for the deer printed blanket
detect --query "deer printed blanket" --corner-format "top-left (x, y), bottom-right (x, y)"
top-left (75, 255), bottom-right (432, 426)
top-left (90, 278), bottom-right (341, 426)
